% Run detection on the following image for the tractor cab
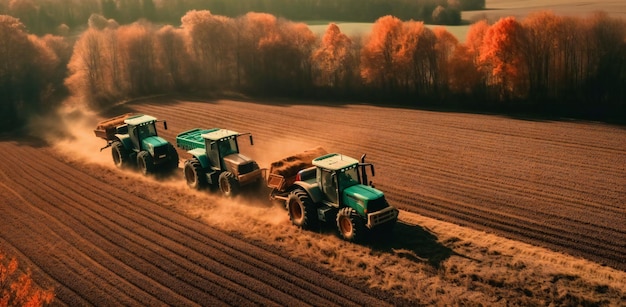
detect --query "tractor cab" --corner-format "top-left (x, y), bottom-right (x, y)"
top-left (313, 154), bottom-right (360, 205)
top-left (123, 114), bottom-right (167, 152)
top-left (201, 129), bottom-right (244, 171)
top-left (312, 153), bottom-right (383, 217)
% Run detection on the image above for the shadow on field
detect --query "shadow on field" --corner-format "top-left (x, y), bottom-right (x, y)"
top-left (0, 134), bottom-right (48, 148)
top-left (368, 221), bottom-right (463, 268)
top-left (100, 96), bottom-right (189, 118)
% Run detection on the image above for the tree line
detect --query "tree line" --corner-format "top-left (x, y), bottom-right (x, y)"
top-left (0, 0), bottom-right (483, 35)
top-left (0, 9), bottom-right (625, 131)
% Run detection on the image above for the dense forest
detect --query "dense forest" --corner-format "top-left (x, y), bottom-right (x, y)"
top-left (0, 1), bottom-right (625, 132)
top-left (0, 0), bottom-right (482, 35)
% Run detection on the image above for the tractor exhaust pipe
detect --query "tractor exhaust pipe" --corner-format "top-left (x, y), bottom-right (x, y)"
top-left (359, 154), bottom-right (375, 186)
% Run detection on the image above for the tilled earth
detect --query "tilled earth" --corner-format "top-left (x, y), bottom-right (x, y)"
top-left (0, 98), bottom-right (624, 305)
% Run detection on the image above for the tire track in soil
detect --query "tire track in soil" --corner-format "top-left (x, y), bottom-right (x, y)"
top-left (0, 141), bottom-right (397, 306)
top-left (128, 99), bottom-right (626, 271)
top-left (0, 145), bottom-right (201, 306)
top-left (28, 153), bottom-right (364, 306)
top-left (385, 189), bottom-right (625, 268)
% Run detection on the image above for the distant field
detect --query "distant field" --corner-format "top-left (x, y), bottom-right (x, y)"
top-left (307, 23), bottom-right (470, 41)
top-left (464, 0), bottom-right (626, 22)
top-left (308, 0), bottom-right (626, 42)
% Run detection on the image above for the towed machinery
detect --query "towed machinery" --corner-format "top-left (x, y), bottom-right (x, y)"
top-left (267, 148), bottom-right (398, 242)
top-left (94, 113), bottom-right (179, 174)
top-left (176, 128), bottom-right (262, 197)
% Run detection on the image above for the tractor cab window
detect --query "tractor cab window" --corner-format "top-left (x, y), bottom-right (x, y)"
top-left (208, 141), bottom-right (220, 170)
top-left (319, 168), bottom-right (338, 204)
top-left (218, 136), bottom-right (238, 157)
top-left (137, 122), bottom-right (157, 140)
top-left (338, 167), bottom-right (358, 190)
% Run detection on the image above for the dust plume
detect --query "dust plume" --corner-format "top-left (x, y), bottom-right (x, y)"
top-left (28, 99), bottom-right (111, 167)
top-left (246, 137), bottom-right (324, 170)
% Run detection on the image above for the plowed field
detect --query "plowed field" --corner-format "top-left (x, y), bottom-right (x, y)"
top-left (1, 98), bottom-right (625, 305)
top-left (128, 98), bottom-right (625, 270)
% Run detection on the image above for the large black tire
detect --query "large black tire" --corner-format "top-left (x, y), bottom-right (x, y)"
top-left (218, 171), bottom-right (239, 197)
top-left (137, 151), bottom-right (154, 175)
top-left (286, 189), bottom-right (318, 230)
top-left (167, 144), bottom-right (179, 171)
top-left (183, 158), bottom-right (206, 189)
top-left (336, 207), bottom-right (367, 242)
top-left (111, 141), bottom-right (129, 169)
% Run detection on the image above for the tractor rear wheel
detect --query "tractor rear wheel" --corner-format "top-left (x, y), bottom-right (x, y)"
top-left (111, 141), bottom-right (129, 169)
top-left (336, 207), bottom-right (367, 242)
top-left (286, 189), bottom-right (317, 230)
top-left (184, 158), bottom-right (206, 189)
top-left (218, 171), bottom-right (239, 197)
top-left (137, 151), bottom-right (154, 175)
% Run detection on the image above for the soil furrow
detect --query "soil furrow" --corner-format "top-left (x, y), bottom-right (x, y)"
top-left (50, 156), bottom-right (393, 306)
top-left (1, 147), bottom-right (210, 306)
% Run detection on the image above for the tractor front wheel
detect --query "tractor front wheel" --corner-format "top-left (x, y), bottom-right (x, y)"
top-left (286, 189), bottom-right (317, 230)
top-left (218, 171), bottom-right (239, 197)
top-left (111, 141), bottom-right (129, 169)
top-left (183, 158), bottom-right (206, 189)
top-left (336, 207), bottom-right (367, 242)
top-left (137, 151), bottom-right (154, 175)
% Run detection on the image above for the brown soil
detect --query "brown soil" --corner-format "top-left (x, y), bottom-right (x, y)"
top-left (1, 98), bottom-right (624, 305)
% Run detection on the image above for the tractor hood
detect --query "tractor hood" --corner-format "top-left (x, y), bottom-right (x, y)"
top-left (142, 136), bottom-right (169, 151)
top-left (223, 153), bottom-right (260, 177)
top-left (223, 153), bottom-right (255, 165)
top-left (342, 184), bottom-right (388, 215)
top-left (344, 184), bottom-right (384, 202)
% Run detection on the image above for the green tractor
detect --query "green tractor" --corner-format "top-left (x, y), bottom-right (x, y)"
top-left (267, 152), bottom-right (398, 242)
top-left (94, 113), bottom-right (179, 174)
top-left (176, 128), bottom-right (262, 197)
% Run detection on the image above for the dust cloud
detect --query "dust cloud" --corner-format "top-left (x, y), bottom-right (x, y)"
top-left (246, 137), bottom-right (323, 170)
top-left (29, 100), bottom-right (112, 167)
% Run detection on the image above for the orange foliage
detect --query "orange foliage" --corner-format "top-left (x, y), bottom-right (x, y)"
top-left (154, 25), bottom-right (192, 90)
top-left (465, 20), bottom-right (489, 63)
top-left (448, 44), bottom-right (482, 93)
top-left (0, 252), bottom-right (54, 307)
top-left (360, 15), bottom-right (404, 86)
top-left (433, 26), bottom-right (459, 92)
top-left (479, 17), bottom-right (526, 98)
top-left (239, 12), bottom-right (279, 51)
top-left (236, 12), bottom-right (315, 89)
top-left (312, 23), bottom-right (352, 87)
top-left (521, 11), bottom-right (566, 98)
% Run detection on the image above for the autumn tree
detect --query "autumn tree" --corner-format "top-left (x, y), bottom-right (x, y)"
top-left (274, 21), bottom-right (316, 94)
top-left (432, 26), bottom-right (459, 98)
top-left (478, 16), bottom-right (527, 102)
top-left (0, 15), bottom-right (60, 131)
top-left (399, 20), bottom-right (437, 98)
top-left (181, 10), bottom-right (236, 89)
top-left (312, 23), bottom-right (353, 88)
top-left (65, 17), bottom-right (122, 107)
top-left (361, 16), bottom-right (442, 101)
top-left (521, 11), bottom-right (566, 103)
top-left (117, 21), bottom-right (158, 96)
top-left (431, 5), bottom-right (461, 25)
top-left (154, 25), bottom-right (193, 91)
top-left (360, 15), bottom-right (404, 93)
top-left (236, 13), bottom-right (279, 88)
top-left (234, 12), bottom-right (316, 94)
top-left (459, 19), bottom-right (489, 99)
top-left (584, 12), bottom-right (626, 109)
top-left (40, 34), bottom-right (73, 96)
top-left (7, 0), bottom-right (38, 32)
